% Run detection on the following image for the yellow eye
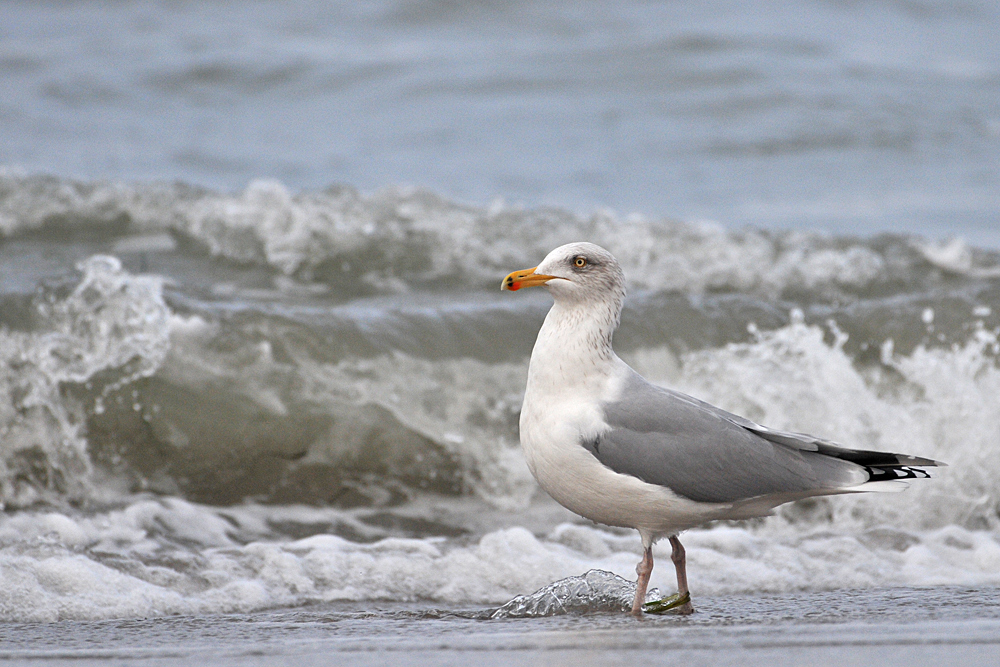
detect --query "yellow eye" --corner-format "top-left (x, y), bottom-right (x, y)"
top-left (574, 256), bottom-right (587, 268)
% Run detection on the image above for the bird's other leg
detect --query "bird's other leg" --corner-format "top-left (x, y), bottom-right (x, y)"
top-left (641, 536), bottom-right (694, 615)
top-left (631, 545), bottom-right (653, 616)
top-left (669, 535), bottom-right (694, 615)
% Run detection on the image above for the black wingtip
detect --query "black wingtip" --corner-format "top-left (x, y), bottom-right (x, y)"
top-left (823, 446), bottom-right (945, 469)
top-left (865, 465), bottom-right (934, 482)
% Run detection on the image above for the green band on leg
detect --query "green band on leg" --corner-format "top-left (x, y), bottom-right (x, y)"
top-left (641, 591), bottom-right (691, 614)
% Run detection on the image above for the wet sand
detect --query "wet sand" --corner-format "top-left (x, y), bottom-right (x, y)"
top-left (1, 586), bottom-right (997, 666)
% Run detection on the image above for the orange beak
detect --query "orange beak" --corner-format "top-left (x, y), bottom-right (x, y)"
top-left (501, 266), bottom-right (558, 291)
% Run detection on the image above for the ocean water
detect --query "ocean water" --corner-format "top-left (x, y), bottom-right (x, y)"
top-left (0, 0), bottom-right (999, 645)
top-left (3, 0), bottom-right (1000, 242)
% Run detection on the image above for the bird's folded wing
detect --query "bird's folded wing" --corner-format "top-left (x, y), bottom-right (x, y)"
top-left (662, 386), bottom-right (941, 467)
top-left (589, 373), bottom-right (870, 503)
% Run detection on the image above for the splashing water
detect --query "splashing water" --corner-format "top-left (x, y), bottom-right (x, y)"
top-left (0, 256), bottom-right (171, 508)
top-left (490, 569), bottom-right (661, 618)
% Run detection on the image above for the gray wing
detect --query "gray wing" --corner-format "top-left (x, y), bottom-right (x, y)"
top-left (667, 387), bottom-right (941, 469)
top-left (587, 372), bottom-right (871, 503)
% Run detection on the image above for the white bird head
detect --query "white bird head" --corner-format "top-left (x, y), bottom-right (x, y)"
top-left (501, 242), bottom-right (626, 309)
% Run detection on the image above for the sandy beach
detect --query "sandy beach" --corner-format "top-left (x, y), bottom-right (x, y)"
top-left (1, 586), bottom-right (998, 666)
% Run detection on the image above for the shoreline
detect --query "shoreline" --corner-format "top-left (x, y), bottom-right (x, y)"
top-left (0, 586), bottom-right (997, 666)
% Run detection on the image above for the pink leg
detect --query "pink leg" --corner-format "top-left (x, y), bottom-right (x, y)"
top-left (631, 545), bottom-right (653, 615)
top-left (669, 536), bottom-right (694, 615)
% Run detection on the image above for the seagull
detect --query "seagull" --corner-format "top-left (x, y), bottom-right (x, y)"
top-left (501, 242), bottom-right (942, 615)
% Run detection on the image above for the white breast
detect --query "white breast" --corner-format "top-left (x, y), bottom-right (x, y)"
top-left (518, 307), bottom-right (724, 538)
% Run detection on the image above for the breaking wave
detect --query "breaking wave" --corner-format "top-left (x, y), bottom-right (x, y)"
top-left (3, 172), bottom-right (999, 299)
top-left (1, 173), bottom-right (999, 620)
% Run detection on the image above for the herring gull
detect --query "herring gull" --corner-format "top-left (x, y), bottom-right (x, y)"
top-left (501, 242), bottom-right (942, 615)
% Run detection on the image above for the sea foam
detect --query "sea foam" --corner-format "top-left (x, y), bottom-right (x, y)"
top-left (0, 498), bottom-right (997, 622)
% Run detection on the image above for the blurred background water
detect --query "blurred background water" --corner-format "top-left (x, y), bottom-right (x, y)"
top-left (0, 0), bottom-right (999, 624)
top-left (3, 0), bottom-right (999, 241)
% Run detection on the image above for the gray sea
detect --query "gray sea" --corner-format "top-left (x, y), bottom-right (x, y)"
top-left (1, 1), bottom-right (999, 664)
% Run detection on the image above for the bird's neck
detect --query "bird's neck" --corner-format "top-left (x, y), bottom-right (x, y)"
top-left (538, 298), bottom-right (618, 358)
top-left (526, 298), bottom-right (621, 397)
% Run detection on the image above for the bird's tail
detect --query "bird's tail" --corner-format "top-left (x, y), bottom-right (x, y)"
top-left (818, 445), bottom-right (943, 493)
